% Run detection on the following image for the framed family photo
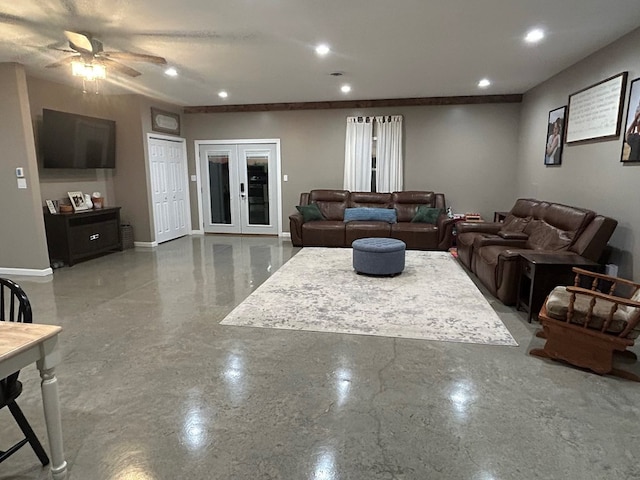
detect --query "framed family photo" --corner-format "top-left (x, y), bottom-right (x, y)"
top-left (68, 191), bottom-right (89, 211)
top-left (544, 106), bottom-right (566, 166)
top-left (621, 77), bottom-right (640, 162)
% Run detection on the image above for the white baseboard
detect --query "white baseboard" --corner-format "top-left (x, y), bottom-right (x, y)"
top-left (279, 232), bottom-right (291, 238)
top-left (191, 229), bottom-right (204, 235)
top-left (0, 267), bottom-right (53, 277)
top-left (133, 241), bottom-right (158, 248)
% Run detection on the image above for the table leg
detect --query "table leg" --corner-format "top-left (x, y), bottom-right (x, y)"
top-left (37, 362), bottom-right (68, 479)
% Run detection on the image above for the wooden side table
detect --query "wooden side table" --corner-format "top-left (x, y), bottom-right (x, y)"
top-left (493, 211), bottom-right (509, 223)
top-left (517, 252), bottom-right (602, 323)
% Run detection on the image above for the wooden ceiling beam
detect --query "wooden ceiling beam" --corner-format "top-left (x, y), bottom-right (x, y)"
top-left (183, 94), bottom-right (522, 114)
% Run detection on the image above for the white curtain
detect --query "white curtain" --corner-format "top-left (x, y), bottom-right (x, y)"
top-left (343, 116), bottom-right (373, 191)
top-left (375, 115), bottom-right (403, 192)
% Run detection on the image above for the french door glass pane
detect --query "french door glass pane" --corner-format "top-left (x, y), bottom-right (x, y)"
top-left (246, 154), bottom-right (269, 225)
top-left (208, 154), bottom-right (231, 224)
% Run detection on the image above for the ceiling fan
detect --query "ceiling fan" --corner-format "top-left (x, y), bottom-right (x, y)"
top-left (46, 30), bottom-right (167, 78)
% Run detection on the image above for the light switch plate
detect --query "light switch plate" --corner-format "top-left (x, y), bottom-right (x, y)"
top-left (17, 178), bottom-right (27, 189)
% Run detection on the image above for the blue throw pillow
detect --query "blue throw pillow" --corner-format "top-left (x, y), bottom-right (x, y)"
top-left (343, 207), bottom-right (397, 224)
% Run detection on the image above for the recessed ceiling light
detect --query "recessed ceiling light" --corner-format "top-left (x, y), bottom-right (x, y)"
top-left (341, 84), bottom-right (351, 93)
top-left (218, 91), bottom-right (228, 99)
top-left (525, 28), bottom-right (545, 43)
top-left (478, 78), bottom-right (491, 88)
top-left (315, 44), bottom-right (330, 56)
top-left (164, 67), bottom-right (178, 77)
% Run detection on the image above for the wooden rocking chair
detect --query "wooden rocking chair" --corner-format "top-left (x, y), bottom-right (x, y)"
top-left (530, 267), bottom-right (640, 381)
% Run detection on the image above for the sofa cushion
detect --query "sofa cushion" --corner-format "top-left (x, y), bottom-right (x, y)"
top-left (500, 216), bottom-right (530, 233)
top-left (317, 200), bottom-right (347, 220)
top-left (296, 203), bottom-right (325, 222)
top-left (301, 221), bottom-right (345, 247)
top-left (392, 191), bottom-right (435, 222)
top-left (349, 192), bottom-right (392, 208)
top-left (344, 207), bottom-right (397, 223)
top-left (411, 206), bottom-right (442, 224)
top-left (525, 219), bottom-right (574, 251)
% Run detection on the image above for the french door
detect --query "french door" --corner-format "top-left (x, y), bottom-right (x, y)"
top-left (198, 142), bottom-right (278, 235)
top-left (148, 136), bottom-right (189, 243)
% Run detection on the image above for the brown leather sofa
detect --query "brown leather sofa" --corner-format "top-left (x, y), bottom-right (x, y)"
top-left (289, 189), bottom-right (455, 250)
top-left (456, 198), bottom-right (617, 306)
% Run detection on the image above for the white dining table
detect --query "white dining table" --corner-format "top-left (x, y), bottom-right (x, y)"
top-left (0, 322), bottom-right (67, 479)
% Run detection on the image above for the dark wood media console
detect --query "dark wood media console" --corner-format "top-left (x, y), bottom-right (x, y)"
top-left (44, 207), bottom-right (123, 266)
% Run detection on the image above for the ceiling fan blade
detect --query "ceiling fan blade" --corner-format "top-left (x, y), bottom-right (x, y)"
top-left (64, 30), bottom-right (94, 52)
top-left (45, 55), bottom-right (81, 68)
top-left (102, 51), bottom-right (167, 65)
top-left (100, 58), bottom-right (141, 77)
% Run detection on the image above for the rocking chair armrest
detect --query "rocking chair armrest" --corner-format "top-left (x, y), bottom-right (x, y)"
top-left (565, 286), bottom-right (640, 309)
top-left (572, 267), bottom-right (640, 290)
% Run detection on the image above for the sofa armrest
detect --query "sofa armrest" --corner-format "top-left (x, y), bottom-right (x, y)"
top-left (456, 221), bottom-right (503, 235)
top-left (289, 213), bottom-right (304, 246)
top-left (498, 231), bottom-right (528, 240)
top-left (437, 215), bottom-right (456, 250)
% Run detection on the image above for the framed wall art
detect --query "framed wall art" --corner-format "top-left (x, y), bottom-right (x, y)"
top-left (621, 77), bottom-right (640, 162)
top-left (151, 107), bottom-right (181, 135)
top-left (544, 106), bottom-right (566, 166)
top-left (565, 72), bottom-right (628, 144)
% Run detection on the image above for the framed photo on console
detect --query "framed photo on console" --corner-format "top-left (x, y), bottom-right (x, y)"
top-left (544, 106), bottom-right (566, 166)
top-left (68, 191), bottom-right (89, 211)
top-left (45, 199), bottom-right (57, 214)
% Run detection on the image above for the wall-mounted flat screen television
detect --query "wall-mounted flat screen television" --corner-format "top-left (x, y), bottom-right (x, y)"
top-left (41, 109), bottom-right (116, 168)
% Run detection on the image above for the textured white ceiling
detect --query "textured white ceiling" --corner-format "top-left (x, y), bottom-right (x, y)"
top-left (1, 1), bottom-right (639, 107)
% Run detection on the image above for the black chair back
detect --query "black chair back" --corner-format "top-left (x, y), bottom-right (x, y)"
top-left (0, 278), bottom-right (33, 399)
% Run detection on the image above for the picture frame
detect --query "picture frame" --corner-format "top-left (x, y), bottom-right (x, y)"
top-left (45, 199), bottom-right (57, 214)
top-left (544, 106), bottom-right (566, 166)
top-left (151, 107), bottom-right (181, 135)
top-left (621, 77), bottom-right (640, 162)
top-left (68, 191), bottom-right (89, 211)
top-left (566, 72), bottom-right (628, 144)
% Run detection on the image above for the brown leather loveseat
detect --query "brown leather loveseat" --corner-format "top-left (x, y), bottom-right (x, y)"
top-left (289, 189), bottom-right (454, 250)
top-left (456, 198), bottom-right (617, 305)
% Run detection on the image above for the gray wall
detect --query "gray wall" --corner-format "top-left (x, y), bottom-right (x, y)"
top-left (184, 103), bottom-right (521, 232)
top-left (517, 27), bottom-right (640, 280)
top-left (0, 64), bottom-right (50, 271)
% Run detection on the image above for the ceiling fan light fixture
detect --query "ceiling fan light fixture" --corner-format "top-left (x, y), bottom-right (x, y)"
top-left (71, 61), bottom-right (106, 80)
top-left (164, 67), bottom-right (178, 77)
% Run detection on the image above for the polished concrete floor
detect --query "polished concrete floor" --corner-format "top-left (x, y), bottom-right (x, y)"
top-left (1, 235), bottom-right (639, 480)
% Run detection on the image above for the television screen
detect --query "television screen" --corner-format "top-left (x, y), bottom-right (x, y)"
top-left (41, 109), bottom-right (116, 168)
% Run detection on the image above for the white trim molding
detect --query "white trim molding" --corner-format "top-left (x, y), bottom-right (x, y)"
top-left (0, 267), bottom-right (53, 277)
top-left (133, 241), bottom-right (158, 248)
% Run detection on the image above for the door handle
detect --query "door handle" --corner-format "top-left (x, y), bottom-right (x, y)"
top-left (240, 182), bottom-right (246, 198)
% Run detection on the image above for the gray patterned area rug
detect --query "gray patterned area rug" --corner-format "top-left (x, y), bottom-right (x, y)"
top-left (221, 248), bottom-right (518, 346)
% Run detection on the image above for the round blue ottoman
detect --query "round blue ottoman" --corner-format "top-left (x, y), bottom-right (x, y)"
top-left (352, 238), bottom-right (406, 276)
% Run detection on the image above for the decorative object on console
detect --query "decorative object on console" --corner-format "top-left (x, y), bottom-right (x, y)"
top-left (621, 77), bottom-right (640, 162)
top-left (83, 194), bottom-right (93, 209)
top-left (464, 213), bottom-right (482, 222)
top-left (67, 191), bottom-right (89, 211)
top-left (91, 192), bottom-right (104, 209)
top-left (45, 200), bottom-right (57, 214)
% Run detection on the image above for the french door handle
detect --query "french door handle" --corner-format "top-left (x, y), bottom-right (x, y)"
top-left (240, 182), bottom-right (246, 198)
